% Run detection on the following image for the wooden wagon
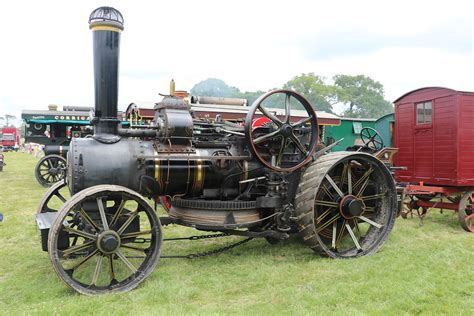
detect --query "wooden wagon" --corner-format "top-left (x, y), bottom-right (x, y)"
top-left (394, 87), bottom-right (474, 232)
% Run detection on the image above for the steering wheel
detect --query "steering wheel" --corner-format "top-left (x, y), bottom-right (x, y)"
top-left (360, 127), bottom-right (384, 151)
top-left (244, 89), bottom-right (318, 172)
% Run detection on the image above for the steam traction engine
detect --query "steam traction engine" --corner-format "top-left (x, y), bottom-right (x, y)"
top-left (36, 7), bottom-right (397, 295)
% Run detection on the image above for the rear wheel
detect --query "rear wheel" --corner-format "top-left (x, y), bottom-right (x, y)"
top-left (294, 152), bottom-right (397, 258)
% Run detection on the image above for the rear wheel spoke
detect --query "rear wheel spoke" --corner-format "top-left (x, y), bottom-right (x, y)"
top-left (359, 215), bottom-right (383, 229)
top-left (325, 175), bottom-right (344, 198)
top-left (345, 224), bottom-right (362, 250)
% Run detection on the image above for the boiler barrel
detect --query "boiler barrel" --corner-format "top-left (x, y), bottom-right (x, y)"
top-left (68, 138), bottom-right (261, 198)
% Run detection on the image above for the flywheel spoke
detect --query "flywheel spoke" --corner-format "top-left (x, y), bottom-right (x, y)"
top-left (254, 130), bottom-right (280, 145)
top-left (258, 105), bottom-right (282, 127)
top-left (292, 116), bottom-right (312, 128)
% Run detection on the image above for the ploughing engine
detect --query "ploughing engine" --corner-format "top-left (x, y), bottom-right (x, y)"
top-left (36, 7), bottom-right (397, 295)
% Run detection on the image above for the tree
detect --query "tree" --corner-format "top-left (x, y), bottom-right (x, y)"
top-left (283, 73), bottom-right (336, 113)
top-left (4, 114), bottom-right (17, 127)
top-left (333, 75), bottom-right (393, 118)
top-left (190, 78), bottom-right (240, 98)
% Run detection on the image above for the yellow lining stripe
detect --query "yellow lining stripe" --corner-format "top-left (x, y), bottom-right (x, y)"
top-left (90, 25), bottom-right (122, 32)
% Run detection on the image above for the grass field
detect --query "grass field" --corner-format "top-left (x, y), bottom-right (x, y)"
top-left (0, 151), bottom-right (472, 315)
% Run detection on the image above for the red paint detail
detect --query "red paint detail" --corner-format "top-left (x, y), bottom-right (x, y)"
top-left (251, 117), bottom-right (271, 129)
top-left (415, 200), bottom-right (459, 211)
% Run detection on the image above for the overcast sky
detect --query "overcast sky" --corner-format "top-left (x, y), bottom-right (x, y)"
top-left (0, 0), bottom-right (472, 125)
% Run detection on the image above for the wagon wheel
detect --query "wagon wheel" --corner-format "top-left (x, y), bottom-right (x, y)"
top-left (48, 185), bottom-right (162, 295)
top-left (35, 154), bottom-right (67, 187)
top-left (294, 152), bottom-right (397, 258)
top-left (244, 89), bottom-right (319, 172)
top-left (458, 191), bottom-right (474, 232)
top-left (360, 127), bottom-right (384, 151)
top-left (37, 180), bottom-right (70, 214)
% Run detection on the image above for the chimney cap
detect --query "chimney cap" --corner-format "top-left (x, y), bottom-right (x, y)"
top-left (89, 7), bottom-right (124, 30)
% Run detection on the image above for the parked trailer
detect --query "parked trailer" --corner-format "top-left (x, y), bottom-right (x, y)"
top-left (394, 87), bottom-right (474, 232)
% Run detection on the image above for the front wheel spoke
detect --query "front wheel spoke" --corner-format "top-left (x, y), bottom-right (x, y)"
top-left (361, 193), bottom-right (386, 201)
top-left (62, 241), bottom-right (95, 257)
top-left (97, 198), bottom-right (109, 230)
top-left (109, 255), bottom-right (116, 281)
top-left (116, 250), bottom-right (138, 273)
top-left (258, 105), bottom-right (282, 126)
top-left (289, 134), bottom-right (308, 155)
top-left (324, 175), bottom-right (344, 198)
top-left (110, 200), bottom-right (126, 227)
top-left (316, 214), bottom-right (341, 233)
top-left (91, 255), bottom-right (103, 286)
top-left (117, 211), bottom-right (139, 235)
top-left (254, 130), bottom-right (280, 145)
top-left (121, 230), bottom-right (153, 239)
top-left (359, 215), bottom-right (383, 229)
top-left (79, 209), bottom-right (100, 232)
top-left (55, 192), bottom-right (67, 203)
top-left (345, 224), bottom-right (362, 250)
top-left (64, 227), bottom-right (97, 240)
top-left (70, 249), bottom-right (99, 270)
top-left (315, 200), bottom-right (338, 208)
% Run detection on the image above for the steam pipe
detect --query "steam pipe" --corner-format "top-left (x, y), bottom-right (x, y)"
top-left (88, 7), bottom-right (124, 142)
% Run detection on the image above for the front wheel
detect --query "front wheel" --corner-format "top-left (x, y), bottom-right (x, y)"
top-left (48, 185), bottom-right (163, 295)
top-left (35, 154), bottom-right (67, 187)
top-left (294, 152), bottom-right (397, 258)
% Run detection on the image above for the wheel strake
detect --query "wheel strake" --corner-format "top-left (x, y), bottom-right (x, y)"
top-left (294, 152), bottom-right (397, 258)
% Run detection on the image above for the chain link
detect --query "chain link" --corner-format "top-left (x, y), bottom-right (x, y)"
top-left (161, 236), bottom-right (253, 259)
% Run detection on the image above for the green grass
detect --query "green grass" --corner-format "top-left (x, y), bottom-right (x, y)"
top-left (0, 152), bottom-right (472, 315)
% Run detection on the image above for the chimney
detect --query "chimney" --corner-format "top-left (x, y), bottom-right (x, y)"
top-left (88, 7), bottom-right (124, 142)
top-left (48, 104), bottom-right (58, 111)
